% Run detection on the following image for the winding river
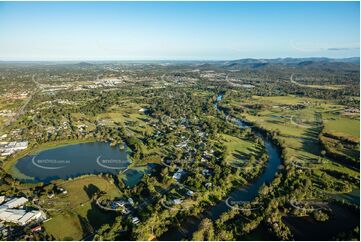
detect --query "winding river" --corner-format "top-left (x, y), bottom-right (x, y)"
top-left (159, 94), bottom-right (283, 240)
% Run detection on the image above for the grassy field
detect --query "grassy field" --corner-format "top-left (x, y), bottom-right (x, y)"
top-left (43, 175), bottom-right (122, 240)
top-left (320, 135), bottom-right (359, 162)
top-left (251, 95), bottom-right (328, 105)
top-left (44, 212), bottom-right (85, 241)
top-left (323, 114), bottom-right (360, 140)
top-left (71, 98), bottom-right (154, 136)
top-left (223, 94), bottom-right (359, 195)
top-left (221, 134), bottom-right (263, 166)
top-left (290, 80), bottom-right (346, 90)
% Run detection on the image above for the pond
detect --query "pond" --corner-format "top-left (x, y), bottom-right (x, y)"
top-left (14, 142), bottom-right (131, 183)
top-left (283, 203), bottom-right (360, 240)
top-left (121, 166), bottom-right (152, 188)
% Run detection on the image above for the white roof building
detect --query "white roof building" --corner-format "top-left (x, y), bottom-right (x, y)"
top-left (4, 197), bottom-right (28, 208)
top-left (7, 142), bottom-right (16, 148)
top-left (1, 141), bottom-right (28, 156)
top-left (172, 172), bottom-right (182, 180)
top-left (132, 216), bottom-right (140, 225)
top-left (172, 168), bottom-right (185, 180)
top-left (0, 210), bottom-right (14, 220)
top-left (18, 211), bottom-right (43, 226)
top-left (0, 207), bottom-right (44, 226)
top-left (15, 141), bottom-right (28, 148)
top-left (6, 210), bottom-right (26, 224)
top-left (186, 190), bottom-right (194, 196)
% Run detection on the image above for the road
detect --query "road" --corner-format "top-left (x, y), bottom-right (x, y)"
top-left (290, 73), bottom-right (299, 85)
top-left (7, 75), bottom-right (42, 126)
top-left (134, 183), bottom-right (178, 210)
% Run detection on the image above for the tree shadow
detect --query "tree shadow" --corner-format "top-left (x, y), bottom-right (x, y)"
top-left (233, 150), bottom-right (251, 161)
top-left (300, 126), bottom-right (323, 155)
top-left (86, 200), bottom-right (117, 232)
top-left (83, 184), bottom-right (101, 199)
top-left (77, 214), bottom-right (93, 239)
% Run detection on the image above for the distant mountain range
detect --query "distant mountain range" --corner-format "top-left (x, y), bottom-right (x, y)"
top-left (223, 57), bottom-right (360, 65)
top-left (205, 57), bottom-right (359, 71)
top-left (0, 57), bottom-right (359, 68)
top-left (147, 57), bottom-right (359, 71)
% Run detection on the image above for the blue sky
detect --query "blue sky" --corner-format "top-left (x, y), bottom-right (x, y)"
top-left (0, 1), bottom-right (359, 60)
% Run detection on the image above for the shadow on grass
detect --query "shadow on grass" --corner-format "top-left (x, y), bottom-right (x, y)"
top-left (83, 184), bottom-right (101, 199)
top-left (86, 200), bottom-right (117, 232)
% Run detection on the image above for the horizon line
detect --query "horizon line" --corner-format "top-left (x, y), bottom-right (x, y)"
top-left (0, 56), bottom-right (359, 63)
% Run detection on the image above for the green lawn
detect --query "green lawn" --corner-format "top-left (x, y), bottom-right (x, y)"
top-left (323, 116), bottom-right (360, 139)
top-left (223, 94), bottom-right (359, 196)
top-left (251, 95), bottom-right (326, 105)
top-left (44, 211), bottom-right (85, 241)
top-left (221, 134), bottom-right (262, 164)
top-left (43, 175), bottom-right (122, 240)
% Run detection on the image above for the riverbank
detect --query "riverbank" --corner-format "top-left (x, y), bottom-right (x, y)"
top-left (158, 94), bottom-right (283, 240)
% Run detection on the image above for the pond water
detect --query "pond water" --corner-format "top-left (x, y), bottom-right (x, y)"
top-left (14, 142), bottom-right (131, 183)
top-left (333, 188), bottom-right (360, 205)
top-left (122, 166), bottom-right (152, 188)
top-left (283, 203), bottom-right (360, 240)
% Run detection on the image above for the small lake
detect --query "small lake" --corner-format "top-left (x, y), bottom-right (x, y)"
top-left (14, 142), bottom-right (131, 183)
top-left (283, 203), bottom-right (360, 240)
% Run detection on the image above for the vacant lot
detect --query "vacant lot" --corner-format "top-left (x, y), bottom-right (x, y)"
top-left (43, 175), bottom-right (121, 240)
top-left (221, 133), bottom-right (262, 166)
top-left (223, 95), bottom-right (359, 194)
top-left (323, 114), bottom-right (359, 140)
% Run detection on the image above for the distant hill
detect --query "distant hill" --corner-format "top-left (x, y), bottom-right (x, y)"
top-left (0, 57), bottom-right (358, 68)
top-left (216, 57), bottom-right (360, 71)
top-left (224, 57), bottom-right (359, 65)
top-left (76, 62), bottom-right (95, 67)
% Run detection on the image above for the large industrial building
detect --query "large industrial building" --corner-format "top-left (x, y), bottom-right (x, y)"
top-left (0, 197), bottom-right (45, 226)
